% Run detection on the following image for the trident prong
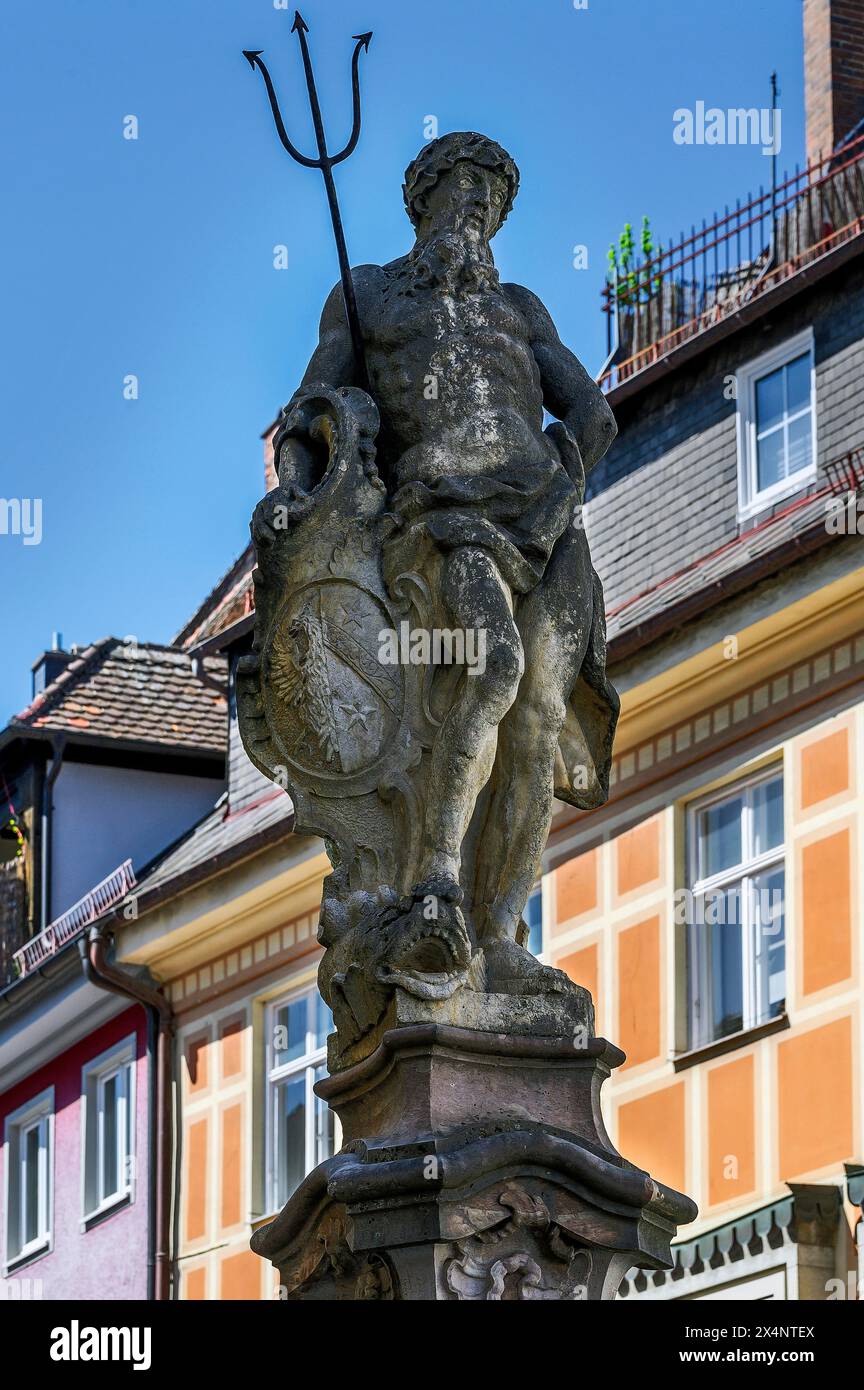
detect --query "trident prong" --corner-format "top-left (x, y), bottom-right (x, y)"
top-left (243, 11), bottom-right (373, 394)
top-left (241, 49), bottom-right (319, 168)
top-left (330, 31), bottom-right (373, 166)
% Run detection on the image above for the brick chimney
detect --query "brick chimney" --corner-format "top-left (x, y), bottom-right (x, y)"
top-left (804, 0), bottom-right (864, 166)
top-left (31, 634), bottom-right (72, 698)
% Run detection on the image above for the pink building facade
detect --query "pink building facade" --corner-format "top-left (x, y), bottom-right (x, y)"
top-left (0, 1005), bottom-right (149, 1300)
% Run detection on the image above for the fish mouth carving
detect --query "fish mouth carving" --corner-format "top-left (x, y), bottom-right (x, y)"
top-left (375, 904), bottom-right (471, 998)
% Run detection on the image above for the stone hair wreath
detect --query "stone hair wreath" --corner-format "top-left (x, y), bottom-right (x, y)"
top-left (402, 131), bottom-right (520, 232)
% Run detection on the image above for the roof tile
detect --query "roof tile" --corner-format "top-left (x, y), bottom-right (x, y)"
top-left (10, 638), bottom-right (228, 755)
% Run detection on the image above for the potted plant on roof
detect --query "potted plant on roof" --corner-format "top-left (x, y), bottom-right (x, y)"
top-left (607, 217), bottom-right (670, 362)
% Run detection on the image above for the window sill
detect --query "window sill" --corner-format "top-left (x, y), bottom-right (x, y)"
top-left (673, 1013), bottom-right (789, 1071)
top-left (738, 471), bottom-right (817, 526)
top-left (252, 1210), bottom-right (282, 1231)
top-left (81, 1190), bottom-right (132, 1232)
top-left (3, 1238), bottom-right (51, 1277)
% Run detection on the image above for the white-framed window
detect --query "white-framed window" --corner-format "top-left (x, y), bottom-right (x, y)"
top-left (685, 767), bottom-right (785, 1051)
top-left (3, 1088), bottom-right (54, 1270)
top-left (81, 1035), bottom-right (136, 1223)
top-left (736, 328), bottom-right (816, 517)
top-left (266, 987), bottom-right (334, 1213)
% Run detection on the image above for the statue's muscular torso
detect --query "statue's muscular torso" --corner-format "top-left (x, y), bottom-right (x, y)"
top-left (355, 261), bottom-right (555, 487)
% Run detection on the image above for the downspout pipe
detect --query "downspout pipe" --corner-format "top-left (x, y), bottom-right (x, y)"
top-left (40, 733), bottom-right (66, 931)
top-left (78, 922), bottom-right (173, 1301)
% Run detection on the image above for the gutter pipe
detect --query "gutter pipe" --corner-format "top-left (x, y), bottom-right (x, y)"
top-left (78, 923), bottom-right (173, 1301)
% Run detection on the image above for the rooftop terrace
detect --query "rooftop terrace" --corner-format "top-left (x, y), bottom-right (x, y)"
top-left (600, 132), bottom-right (864, 396)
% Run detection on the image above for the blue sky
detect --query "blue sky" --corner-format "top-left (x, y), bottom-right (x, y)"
top-left (0, 0), bottom-right (805, 720)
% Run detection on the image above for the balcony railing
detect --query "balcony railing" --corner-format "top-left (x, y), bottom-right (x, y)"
top-left (600, 132), bottom-right (864, 391)
top-left (824, 444), bottom-right (864, 496)
top-left (12, 859), bottom-right (136, 979)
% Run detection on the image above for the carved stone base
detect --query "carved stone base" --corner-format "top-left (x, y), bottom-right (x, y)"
top-left (327, 979), bottom-right (594, 1072)
top-left (252, 996), bottom-right (697, 1300)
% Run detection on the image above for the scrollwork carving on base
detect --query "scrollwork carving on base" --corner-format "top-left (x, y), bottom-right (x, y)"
top-left (444, 1182), bottom-right (593, 1301)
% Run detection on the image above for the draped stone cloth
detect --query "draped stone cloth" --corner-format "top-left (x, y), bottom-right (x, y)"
top-left (383, 450), bottom-right (619, 813)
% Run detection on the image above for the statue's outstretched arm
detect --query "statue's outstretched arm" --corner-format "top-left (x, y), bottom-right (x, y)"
top-left (504, 282), bottom-right (617, 474)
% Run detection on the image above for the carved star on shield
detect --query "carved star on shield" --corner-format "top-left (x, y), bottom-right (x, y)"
top-left (336, 697), bottom-right (375, 731)
top-left (336, 603), bottom-right (364, 635)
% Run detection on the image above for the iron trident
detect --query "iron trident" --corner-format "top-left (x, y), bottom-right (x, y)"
top-left (243, 12), bottom-right (373, 393)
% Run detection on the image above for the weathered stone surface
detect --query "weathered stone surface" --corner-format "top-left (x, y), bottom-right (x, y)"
top-left (242, 131), bottom-right (697, 1297)
top-left (239, 133), bottom-right (619, 1067)
top-left (252, 1018), bottom-right (697, 1300)
top-left (328, 980), bottom-right (594, 1072)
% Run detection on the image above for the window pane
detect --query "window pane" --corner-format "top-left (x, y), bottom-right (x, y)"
top-left (710, 886), bottom-right (743, 1040)
top-left (525, 888), bottom-right (543, 956)
top-left (751, 776), bottom-right (784, 856)
top-left (754, 866), bottom-right (785, 1019)
top-left (786, 410), bottom-right (812, 477)
top-left (785, 352), bottom-right (811, 416)
top-left (102, 1074), bottom-right (118, 1198)
top-left (703, 886), bottom-right (741, 927)
top-left (24, 1125), bottom-right (40, 1244)
top-left (699, 795), bottom-right (742, 878)
top-left (755, 365), bottom-right (784, 433)
top-left (275, 1076), bottom-right (306, 1207)
top-left (756, 425), bottom-right (785, 492)
top-left (688, 890), bottom-right (744, 1048)
top-left (313, 1063), bottom-right (334, 1166)
top-left (767, 938), bottom-right (785, 1014)
top-left (313, 995), bottom-right (333, 1051)
top-left (686, 921), bottom-right (700, 1045)
top-left (125, 1065), bottom-right (132, 1169)
top-left (274, 998), bottom-right (307, 1066)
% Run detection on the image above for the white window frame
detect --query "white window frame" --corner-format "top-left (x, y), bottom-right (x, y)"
top-left (265, 987), bottom-right (333, 1215)
top-left (686, 767), bottom-right (786, 1051)
top-left (81, 1034), bottom-right (136, 1225)
top-left (736, 327), bottom-right (817, 519)
top-left (3, 1087), bottom-right (54, 1273)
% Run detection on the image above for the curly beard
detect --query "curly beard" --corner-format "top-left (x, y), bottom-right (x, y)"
top-left (389, 230), bottom-right (501, 300)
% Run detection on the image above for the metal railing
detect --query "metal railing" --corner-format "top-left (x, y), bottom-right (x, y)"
top-left (601, 132), bottom-right (864, 391)
top-left (12, 859), bottom-right (136, 978)
top-left (824, 444), bottom-right (864, 496)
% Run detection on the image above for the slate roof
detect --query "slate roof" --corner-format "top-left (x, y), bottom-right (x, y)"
top-left (604, 480), bottom-right (857, 658)
top-left (8, 638), bottom-right (228, 756)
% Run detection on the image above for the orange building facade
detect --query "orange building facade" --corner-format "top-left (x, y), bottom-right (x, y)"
top-left (544, 623), bottom-right (864, 1298)
top-left (116, 800), bottom-right (330, 1301)
top-left (549, 5), bottom-right (864, 1291)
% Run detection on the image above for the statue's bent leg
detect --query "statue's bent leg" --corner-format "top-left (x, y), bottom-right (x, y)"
top-left (476, 526), bottom-right (593, 947)
top-left (419, 544), bottom-right (523, 891)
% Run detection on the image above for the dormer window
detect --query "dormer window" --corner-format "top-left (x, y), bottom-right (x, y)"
top-left (736, 329), bottom-right (817, 519)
